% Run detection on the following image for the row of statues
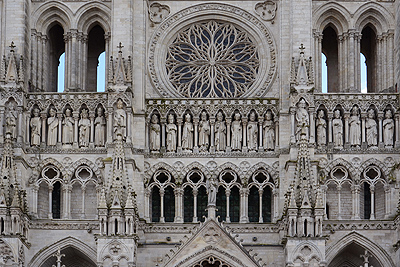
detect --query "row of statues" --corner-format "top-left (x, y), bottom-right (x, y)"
top-left (29, 100), bottom-right (127, 147)
top-left (315, 107), bottom-right (395, 149)
top-left (149, 111), bottom-right (276, 153)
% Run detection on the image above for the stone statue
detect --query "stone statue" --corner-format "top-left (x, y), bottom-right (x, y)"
top-left (79, 109), bottom-right (90, 147)
top-left (62, 108), bottom-right (74, 145)
top-left (94, 107), bottom-right (106, 147)
top-left (114, 99), bottom-right (126, 139)
top-left (47, 108), bottom-right (58, 146)
top-left (5, 103), bottom-right (17, 139)
top-left (332, 110), bottom-right (343, 149)
top-left (349, 107), bottom-right (361, 147)
top-left (263, 111), bottom-right (275, 151)
top-left (247, 111), bottom-right (258, 151)
top-left (383, 110), bottom-right (394, 148)
top-left (30, 108), bottom-right (41, 146)
top-left (166, 114), bottom-right (177, 152)
top-left (316, 110), bottom-right (327, 147)
top-left (149, 114), bottom-right (161, 152)
top-left (231, 112), bottom-right (242, 151)
top-left (206, 177), bottom-right (218, 206)
top-left (214, 111), bottom-right (226, 152)
top-left (296, 99), bottom-right (309, 140)
top-left (198, 111), bottom-right (210, 152)
top-left (182, 114), bottom-right (194, 151)
top-left (366, 109), bottom-right (377, 147)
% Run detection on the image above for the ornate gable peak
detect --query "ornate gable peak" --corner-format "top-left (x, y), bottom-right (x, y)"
top-left (1, 42), bottom-right (24, 88)
top-left (290, 44), bottom-right (314, 92)
top-left (108, 42), bottom-right (132, 92)
top-left (164, 219), bottom-right (262, 267)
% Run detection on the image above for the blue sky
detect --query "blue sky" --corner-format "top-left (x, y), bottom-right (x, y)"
top-left (57, 52), bottom-right (105, 92)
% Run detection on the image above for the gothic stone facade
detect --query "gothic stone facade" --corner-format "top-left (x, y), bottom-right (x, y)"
top-left (0, 0), bottom-right (400, 266)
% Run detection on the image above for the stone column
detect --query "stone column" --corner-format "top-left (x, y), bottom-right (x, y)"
top-left (57, 113), bottom-right (63, 146)
top-left (290, 107), bottom-right (296, 144)
top-left (159, 188), bottom-right (165, 223)
top-left (309, 107), bottom-right (315, 144)
top-left (32, 185), bottom-right (39, 216)
top-left (338, 35), bottom-right (344, 91)
top-left (384, 185), bottom-right (390, 219)
top-left (193, 116), bottom-right (199, 153)
top-left (355, 32), bottom-right (361, 92)
top-left (127, 109), bottom-right (132, 143)
top-left (174, 188), bottom-right (183, 223)
top-left (145, 117), bottom-right (150, 153)
top-left (193, 189), bottom-right (198, 223)
top-left (17, 107), bottom-right (23, 143)
top-left (328, 113), bottom-right (333, 143)
top-left (81, 34), bottom-right (88, 91)
top-left (274, 117), bottom-right (279, 150)
top-left (144, 189), bottom-right (150, 222)
top-left (225, 189), bottom-right (231, 223)
top-left (89, 111), bottom-right (95, 148)
top-left (160, 117), bottom-right (166, 153)
top-left (361, 113), bottom-right (366, 147)
top-left (73, 111), bottom-right (79, 148)
top-left (342, 33), bottom-right (349, 91)
top-left (177, 117), bottom-right (183, 153)
top-left (344, 113), bottom-right (350, 147)
top-left (81, 185), bottom-right (86, 219)
top-left (241, 117), bottom-right (248, 152)
top-left (239, 188), bottom-right (249, 223)
top-left (258, 189), bottom-right (263, 223)
top-left (377, 35), bottom-right (383, 92)
top-left (348, 30), bottom-right (356, 92)
top-left (273, 188), bottom-right (278, 221)
top-left (387, 31), bottom-right (394, 89)
top-left (321, 185), bottom-right (328, 219)
top-left (351, 184), bottom-right (360, 220)
top-left (41, 112), bottom-right (47, 145)
top-left (31, 30), bottom-right (38, 90)
top-left (26, 113), bottom-right (31, 146)
top-left (41, 36), bottom-right (48, 90)
top-left (210, 117), bottom-right (215, 153)
top-left (258, 117), bottom-right (264, 151)
top-left (378, 113), bottom-right (383, 148)
top-left (107, 108), bottom-right (113, 144)
top-left (48, 185), bottom-right (53, 219)
top-left (0, 108), bottom-right (4, 143)
top-left (370, 185), bottom-right (375, 220)
top-left (226, 117), bottom-right (232, 153)
top-left (313, 31), bottom-right (323, 91)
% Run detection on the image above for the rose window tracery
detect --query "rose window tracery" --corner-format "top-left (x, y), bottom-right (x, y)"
top-left (166, 20), bottom-right (259, 98)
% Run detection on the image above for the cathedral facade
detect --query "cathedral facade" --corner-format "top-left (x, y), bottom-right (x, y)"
top-left (0, 0), bottom-right (399, 266)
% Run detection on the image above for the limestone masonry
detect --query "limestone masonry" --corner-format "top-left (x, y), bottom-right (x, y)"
top-left (0, 0), bottom-right (400, 266)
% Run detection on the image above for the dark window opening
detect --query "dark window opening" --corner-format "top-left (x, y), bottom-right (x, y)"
top-left (248, 186), bottom-right (259, 222)
top-left (48, 24), bottom-right (65, 92)
top-left (164, 186), bottom-right (175, 222)
top-left (151, 187), bottom-right (161, 222)
top-left (360, 26), bottom-right (377, 93)
top-left (184, 187), bottom-right (194, 222)
top-left (52, 181), bottom-right (61, 219)
top-left (364, 183), bottom-right (371, 219)
top-left (216, 187), bottom-right (226, 221)
top-left (87, 25), bottom-right (106, 92)
top-left (197, 186), bottom-right (207, 222)
top-left (229, 187), bottom-right (240, 222)
top-left (322, 26), bottom-right (339, 92)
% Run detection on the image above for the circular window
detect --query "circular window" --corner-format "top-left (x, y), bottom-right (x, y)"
top-left (149, 3), bottom-right (276, 98)
top-left (166, 21), bottom-right (259, 98)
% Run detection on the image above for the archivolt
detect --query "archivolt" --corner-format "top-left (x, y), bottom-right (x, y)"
top-left (28, 236), bottom-right (97, 267)
top-left (313, 2), bottom-right (351, 33)
top-left (33, 1), bottom-right (73, 33)
top-left (75, 2), bottom-right (111, 33)
top-left (325, 232), bottom-right (395, 267)
top-left (354, 2), bottom-right (394, 33)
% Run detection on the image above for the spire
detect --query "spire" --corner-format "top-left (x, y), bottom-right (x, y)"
top-left (98, 189), bottom-right (107, 209)
top-left (294, 131), bottom-right (313, 206)
top-left (315, 187), bottom-right (324, 209)
top-left (301, 189), bottom-right (311, 209)
top-left (0, 133), bottom-right (17, 195)
top-left (288, 186), bottom-right (297, 209)
top-left (125, 188), bottom-right (134, 209)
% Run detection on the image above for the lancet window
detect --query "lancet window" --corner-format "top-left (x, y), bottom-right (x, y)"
top-left (183, 170), bottom-right (207, 223)
top-left (248, 170), bottom-right (273, 223)
top-left (36, 165), bottom-right (63, 219)
top-left (86, 25), bottom-right (106, 92)
top-left (149, 170), bottom-right (176, 223)
top-left (321, 26), bottom-right (339, 93)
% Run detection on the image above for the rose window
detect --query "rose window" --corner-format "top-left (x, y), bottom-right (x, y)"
top-left (166, 20), bottom-right (260, 98)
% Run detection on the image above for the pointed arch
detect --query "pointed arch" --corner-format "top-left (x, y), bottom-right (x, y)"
top-left (75, 2), bottom-right (111, 33)
top-left (360, 158), bottom-right (389, 178)
top-left (65, 158), bottom-right (102, 183)
top-left (245, 162), bottom-right (278, 187)
top-left (215, 162), bottom-right (243, 179)
top-left (313, 2), bottom-right (351, 34)
top-left (33, 1), bottom-right (73, 33)
top-left (354, 2), bottom-right (394, 33)
top-left (324, 158), bottom-right (358, 180)
top-left (326, 232), bottom-right (395, 267)
top-left (30, 158), bottom-right (65, 184)
top-left (28, 236), bottom-right (97, 267)
top-left (182, 162), bottom-right (211, 180)
top-left (145, 162), bottom-right (179, 185)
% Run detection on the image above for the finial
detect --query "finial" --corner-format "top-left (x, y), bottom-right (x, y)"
top-left (117, 42), bottom-right (124, 53)
top-left (9, 42), bottom-right (15, 53)
top-left (51, 247), bottom-right (65, 267)
top-left (299, 43), bottom-right (305, 54)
